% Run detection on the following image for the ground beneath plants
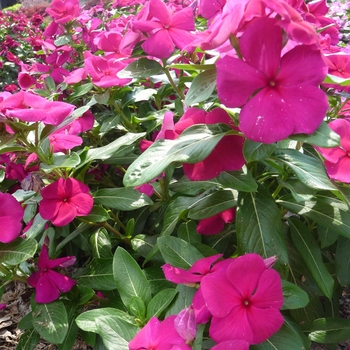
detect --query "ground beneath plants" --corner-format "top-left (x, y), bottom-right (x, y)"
top-left (0, 282), bottom-right (350, 349)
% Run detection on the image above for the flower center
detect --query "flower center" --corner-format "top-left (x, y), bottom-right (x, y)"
top-left (243, 299), bottom-right (250, 307)
top-left (269, 80), bottom-right (276, 87)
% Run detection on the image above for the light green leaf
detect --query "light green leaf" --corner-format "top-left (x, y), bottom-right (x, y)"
top-left (0, 238), bottom-right (37, 265)
top-left (184, 68), bottom-right (217, 106)
top-left (93, 188), bottom-right (153, 211)
top-left (288, 217), bottom-right (334, 300)
top-left (290, 121), bottom-right (340, 147)
top-left (32, 301), bottom-right (68, 344)
top-left (323, 73), bottom-right (350, 86)
top-left (157, 236), bottom-right (204, 269)
top-left (118, 58), bottom-right (163, 78)
top-left (272, 149), bottom-right (336, 190)
top-left (113, 247), bottom-right (151, 306)
top-left (41, 153), bottom-right (81, 172)
top-left (25, 213), bottom-right (48, 239)
top-left (76, 308), bottom-right (138, 350)
top-left (123, 124), bottom-right (230, 187)
top-left (90, 229), bottom-right (112, 259)
top-left (305, 318), bottom-right (350, 343)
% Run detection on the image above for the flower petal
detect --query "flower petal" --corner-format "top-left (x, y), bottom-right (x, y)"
top-left (33, 272), bottom-right (60, 303)
top-left (49, 270), bottom-right (76, 292)
top-left (142, 29), bottom-right (174, 58)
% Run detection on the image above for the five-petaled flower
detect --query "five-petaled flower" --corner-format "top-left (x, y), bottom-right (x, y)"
top-left (28, 245), bottom-right (76, 303)
top-left (39, 177), bottom-right (94, 226)
top-left (0, 192), bottom-right (24, 243)
top-left (216, 17), bottom-right (329, 143)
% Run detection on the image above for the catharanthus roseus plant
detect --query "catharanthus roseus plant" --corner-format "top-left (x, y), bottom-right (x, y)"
top-left (1, 0), bottom-right (350, 349)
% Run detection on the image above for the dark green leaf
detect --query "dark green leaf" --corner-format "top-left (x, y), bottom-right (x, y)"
top-left (90, 229), bottom-right (113, 259)
top-left (281, 280), bottom-right (310, 310)
top-left (123, 124), bottom-right (230, 187)
top-left (288, 218), bottom-right (334, 300)
top-left (16, 329), bottom-right (40, 350)
top-left (93, 188), bottom-right (153, 211)
top-left (81, 206), bottom-right (110, 223)
top-left (146, 289), bottom-right (178, 319)
top-left (165, 285), bottom-right (196, 317)
top-left (157, 236), bottom-right (204, 269)
top-left (217, 168), bottom-right (258, 192)
top-left (335, 236), bottom-right (350, 286)
top-left (236, 185), bottom-right (288, 270)
top-left (243, 140), bottom-right (276, 162)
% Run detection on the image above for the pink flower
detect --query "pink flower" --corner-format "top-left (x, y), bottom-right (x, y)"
top-left (162, 254), bottom-right (223, 285)
top-left (129, 315), bottom-right (191, 350)
top-left (174, 307), bottom-right (197, 342)
top-left (201, 254), bottom-right (284, 344)
top-left (39, 178), bottom-right (94, 226)
top-left (212, 340), bottom-right (250, 350)
top-left (216, 17), bottom-right (328, 143)
top-left (84, 52), bottom-right (132, 88)
top-left (315, 119), bottom-right (350, 183)
top-left (132, 0), bottom-right (196, 58)
top-left (28, 245), bottom-right (76, 303)
top-left (2, 91), bottom-right (75, 126)
top-left (196, 208), bottom-right (236, 235)
top-left (46, 0), bottom-right (80, 24)
top-left (49, 133), bottom-right (83, 152)
top-left (0, 193), bottom-right (24, 243)
top-left (174, 108), bottom-right (245, 180)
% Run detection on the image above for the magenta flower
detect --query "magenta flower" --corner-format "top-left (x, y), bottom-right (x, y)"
top-left (28, 245), bottom-right (76, 303)
top-left (39, 178), bottom-right (94, 226)
top-left (316, 119), bottom-right (350, 183)
top-left (129, 315), bottom-right (191, 350)
top-left (196, 208), bottom-right (236, 235)
top-left (174, 108), bottom-right (245, 180)
top-left (0, 304), bottom-right (6, 310)
top-left (216, 17), bottom-right (328, 143)
top-left (201, 254), bottom-right (284, 344)
top-left (132, 0), bottom-right (196, 58)
top-left (46, 0), bottom-right (80, 24)
top-left (0, 193), bottom-right (24, 243)
top-left (212, 340), bottom-right (250, 350)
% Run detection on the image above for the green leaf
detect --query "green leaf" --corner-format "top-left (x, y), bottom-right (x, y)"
top-left (252, 319), bottom-right (311, 350)
top-left (113, 247), bottom-right (151, 306)
top-left (290, 121), bottom-right (340, 148)
top-left (90, 229), bottom-right (113, 259)
top-left (165, 285), bottom-right (196, 317)
top-left (169, 178), bottom-right (219, 196)
top-left (157, 236), bottom-right (204, 269)
top-left (323, 73), bottom-right (350, 86)
top-left (335, 236), bottom-right (350, 286)
top-left (81, 206), bottom-right (110, 223)
top-left (32, 301), bottom-right (68, 344)
top-left (77, 258), bottom-right (115, 291)
top-left (184, 68), bottom-right (217, 106)
top-left (281, 280), bottom-right (310, 310)
top-left (188, 189), bottom-right (237, 220)
top-left (272, 149), bottom-right (337, 190)
top-left (277, 194), bottom-right (350, 240)
top-left (16, 329), bottom-right (40, 350)
top-left (0, 238), bottom-right (37, 265)
top-left (79, 132), bottom-right (145, 168)
top-left (304, 318), bottom-right (350, 343)
top-left (317, 225), bottom-right (338, 249)
top-left (93, 188), bottom-right (153, 211)
top-left (236, 185), bottom-right (289, 270)
top-left (128, 296), bottom-right (146, 320)
top-left (178, 221), bottom-right (201, 245)
top-left (68, 83), bottom-right (94, 101)
top-left (217, 168), bottom-right (258, 192)
top-left (57, 304), bottom-right (79, 350)
top-left (54, 35), bottom-right (71, 46)
top-left (41, 153), bottom-right (81, 172)
top-left (144, 266), bottom-right (175, 295)
top-left (118, 58), bottom-right (163, 78)
top-left (243, 140), bottom-right (276, 162)
top-left (123, 124), bottom-right (230, 187)
top-left (146, 289), bottom-right (178, 319)
top-left (75, 308), bottom-right (138, 350)
top-left (288, 218), bottom-right (334, 300)
top-left (25, 213), bottom-right (48, 239)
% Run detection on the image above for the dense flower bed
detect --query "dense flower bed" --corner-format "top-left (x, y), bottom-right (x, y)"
top-left (1, 0), bottom-right (350, 349)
